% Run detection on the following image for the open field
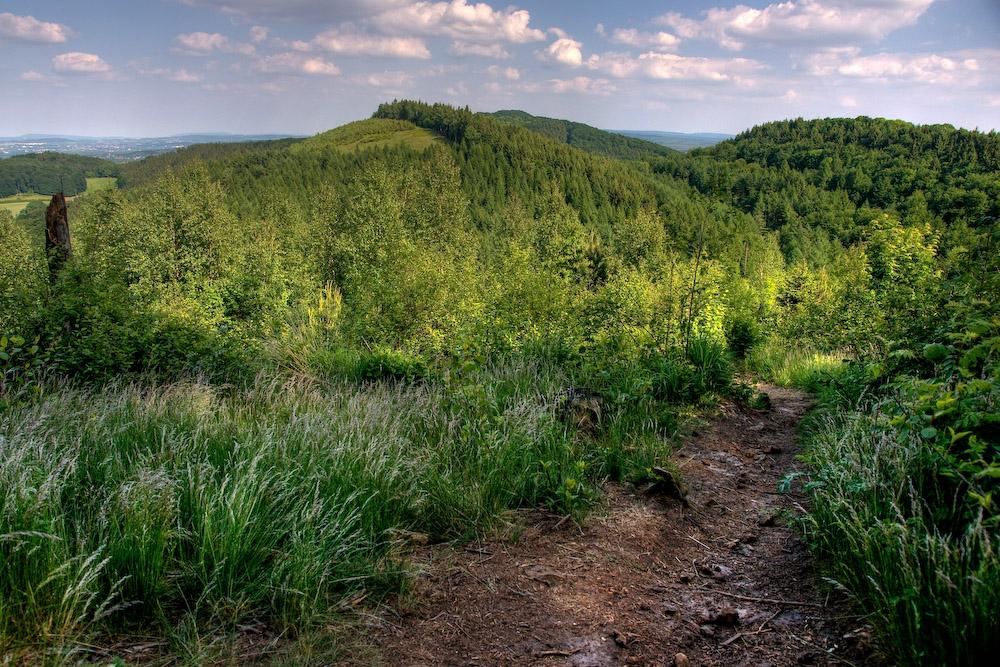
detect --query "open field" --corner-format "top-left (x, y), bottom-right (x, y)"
top-left (85, 176), bottom-right (118, 191)
top-left (0, 178), bottom-right (118, 217)
top-left (0, 192), bottom-right (48, 217)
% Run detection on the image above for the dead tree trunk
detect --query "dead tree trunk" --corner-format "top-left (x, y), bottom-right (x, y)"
top-left (45, 193), bottom-right (71, 282)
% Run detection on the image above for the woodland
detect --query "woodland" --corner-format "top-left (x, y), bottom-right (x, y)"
top-left (0, 102), bottom-right (997, 664)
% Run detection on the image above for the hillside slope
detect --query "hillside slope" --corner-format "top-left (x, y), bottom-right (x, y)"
top-left (490, 109), bottom-right (676, 161)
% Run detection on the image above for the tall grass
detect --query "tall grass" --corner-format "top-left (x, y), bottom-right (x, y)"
top-left (746, 337), bottom-right (847, 390)
top-left (798, 403), bottom-right (1000, 665)
top-left (0, 359), bottom-right (679, 658)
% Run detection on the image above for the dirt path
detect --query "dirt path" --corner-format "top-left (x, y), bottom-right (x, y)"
top-left (360, 386), bottom-right (871, 666)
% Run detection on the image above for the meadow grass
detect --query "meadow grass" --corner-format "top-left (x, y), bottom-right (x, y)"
top-left (85, 177), bottom-right (118, 192)
top-left (798, 405), bottom-right (1000, 665)
top-left (0, 359), bottom-right (680, 660)
top-left (0, 193), bottom-right (48, 217)
top-left (293, 119), bottom-right (439, 155)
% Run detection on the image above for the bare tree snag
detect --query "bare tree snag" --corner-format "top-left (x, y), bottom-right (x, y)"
top-left (45, 193), bottom-right (71, 282)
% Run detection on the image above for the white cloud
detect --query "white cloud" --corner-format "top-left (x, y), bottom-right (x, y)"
top-left (52, 52), bottom-right (112, 74)
top-left (20, 70), bottom-right (48, 81)
top-left (587, 51), bottom-right (764, 82)
top-left (450, 41), bottom-right (509, 58)
top-left (0, 12), bottom-right (71, 43)
top-left (134, 65), bottom-right (204, 83)
top-left (311, 27), bottom-right (430, 58)
top-left (249, 25), bottom-right (269, 43)
top-left (657, 0), bottom-right (934, 50)
top-left (541, 36), bottom-right (584, 66)
top-left (357, 70), bottom-right (413, 88)
top-left (781, 88), bottom-right (799, 102)
top-left (373, 1), bottom-right (544, 43)
top-left (176, 32), bottom-right (256, 55)
top-left (808, 48), bottom-right (995, 85)
top-left (548, 76), bottom-right (615, 95)
top-left (179, 0), bottom-right (407, 21)
top-left (840, 95), bottom-right (858, 107)
top-left (255, 52), bottom-right (340, 75)
top-left (607, 28), bottom-right (680, 51)
top-left (487, 65), bottom-right (520, 80)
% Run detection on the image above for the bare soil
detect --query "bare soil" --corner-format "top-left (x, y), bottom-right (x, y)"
top-left (359, 386), bottom-right (873, 666)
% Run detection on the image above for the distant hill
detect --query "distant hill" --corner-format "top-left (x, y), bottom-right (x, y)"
top-left (489, 110), bottom-right (676, 161)
top-left (611, 130), bottom-right (733, 152)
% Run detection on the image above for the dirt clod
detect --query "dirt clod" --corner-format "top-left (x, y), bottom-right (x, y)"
top-left (674, 651), bottom-right (691, 667)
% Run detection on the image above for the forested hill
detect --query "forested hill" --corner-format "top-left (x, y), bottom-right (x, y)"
top-left (489, 109), bottom-right (676, 161)
top-left (372, 101), bottom-right (726, 243)
top-left (0, 152), bottom-right (118, 197)
top-left (648, 116), bottom-right (1000, 265)
top-left (117, 137), bottom-right (300, 188)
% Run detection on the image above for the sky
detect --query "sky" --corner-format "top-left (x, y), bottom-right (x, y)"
top-left (1, 0), bottom-right (997, 136)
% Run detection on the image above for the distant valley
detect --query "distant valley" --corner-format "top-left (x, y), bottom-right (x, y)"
top-left (611, 130), bottom-right (734, 151)
top-left (0, 133), bottom-right (300, 162)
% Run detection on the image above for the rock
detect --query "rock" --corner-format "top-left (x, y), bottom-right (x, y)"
top-left (558, 387), bottom-right (602, 436)
top-left (698, 624), bottom-right (716, 637)
top-left (662, 602), bottom-right (680, 615)
top-left (758, 511), bottom-right (780, 527)
top-left (523, 564), bottom-right (566, 586)
top-left (696, 562), bottom-right (734, 580)
top-left (674, 652), bottom-right (690, 667)
top-left (642, 466), bottom-right (689, 506)
top-left (708, 608), bottom-right (740, 626)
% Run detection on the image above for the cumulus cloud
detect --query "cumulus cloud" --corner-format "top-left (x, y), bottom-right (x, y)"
top-left (176, 32), bottom-right (256, 55)
top-left (20, 70), bottom-right (49, 81)
top-left (808, 47), bottom-right (994, 85)
top-left (0, 12), bottom-right (71, 43)
top-left (255, 52), bottom-right (340, 75)
top-left (52, 52), bottom-right (112, 74)
top-left (450, 41), bottom-right (509, 58)
top-left (657, 0), bottom-right (934, 50)
top-left (373, 1), bottom-right (544, 43)
top-left (541, 35), bottom-right (584, 66)
top-left (607, 28), bottom-right (680, 51)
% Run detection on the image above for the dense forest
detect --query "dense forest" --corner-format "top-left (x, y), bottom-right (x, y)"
top-left (0, 152), bottom-right (119, 197)
top-left (1, 102), bottom-right (997, 665)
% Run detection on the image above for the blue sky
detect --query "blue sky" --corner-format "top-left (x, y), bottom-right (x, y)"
top-left (1, 1), bottom-right (997, 136)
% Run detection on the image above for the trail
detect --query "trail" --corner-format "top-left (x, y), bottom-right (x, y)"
top-left (360, 386), bottom-right (872, 666)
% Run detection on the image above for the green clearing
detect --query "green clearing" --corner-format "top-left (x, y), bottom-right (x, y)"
top-left (293, 118), bottom-right (438, 155)
top-left (85, 176), bottom-right (118, 192)
top-left (0, 193), bottom-right (48, 217)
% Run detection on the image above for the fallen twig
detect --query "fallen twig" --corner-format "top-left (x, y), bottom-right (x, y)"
top-left (695, 587), bottom-right (823, 608)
